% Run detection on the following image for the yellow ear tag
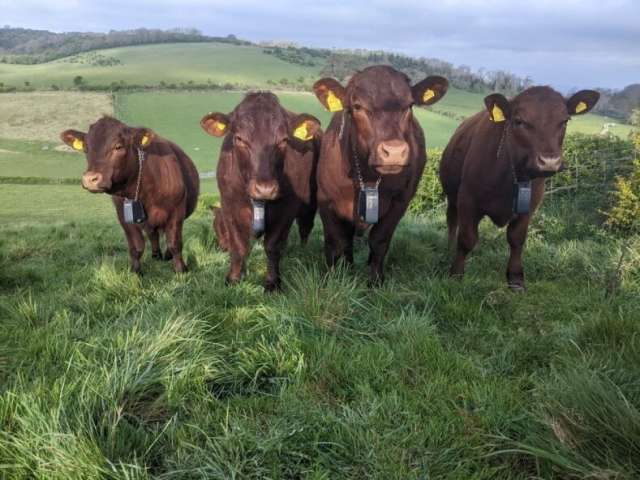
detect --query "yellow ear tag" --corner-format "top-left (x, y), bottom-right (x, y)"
top-left (423, 89), bottom-right (436, 102)
top-left (293, 122), bottom-right (312, 141)
top-left (326, 91), bottom-right (343, 112)
top-left (72, 138), bottom-right (84, 151)
top-left (214, 121), bottom-right (227, 134)
top-left (575, 101), bottom-right (587, 114)
top-left (491, 104), bottom-right (506, 122)
top-left (140, 134), bottom-right (151, 147)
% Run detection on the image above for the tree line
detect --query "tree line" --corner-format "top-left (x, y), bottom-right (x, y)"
top-left (0, 27), bottom-right (249, 64)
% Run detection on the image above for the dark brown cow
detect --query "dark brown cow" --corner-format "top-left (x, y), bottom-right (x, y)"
top-left (200, 92), bottom-right (321, 291)
top-left (312, 66), bottom-right (448, 285)
top-left (440, 86), bottom-right (599, 290)
top-left (60, 116), bottom-right (200, 274)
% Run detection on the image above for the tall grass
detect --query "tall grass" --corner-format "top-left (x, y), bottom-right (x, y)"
top-left (1, 184), bottom-right (639, 478)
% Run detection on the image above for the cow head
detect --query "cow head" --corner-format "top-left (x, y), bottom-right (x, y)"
top-left (313, 66), bottom-right (448, 175)
top-left (485, 87), bottom-right (599, 176)
top-left (60, 117), bottom-right (155, 193)
top-left (200, 92), bottom-right (320, 201)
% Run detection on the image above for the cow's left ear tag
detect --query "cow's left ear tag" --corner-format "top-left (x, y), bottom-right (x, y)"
top-left (72, 138), bottom-right (84, 151)
top-left (214, 121), bottom-right (227, 134)
top-left (423, 89), bottom-right (435, 102)
top-left (293, 121), bottom-right (312, 141)
top-left (326, 91), bottom-right (343, 112)
top-left (575, 101), bottom-right (587, 114)
top-left (491, 104), bottom-right (506, 122)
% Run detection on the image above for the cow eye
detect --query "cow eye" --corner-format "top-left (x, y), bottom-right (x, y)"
top-left (352, 103), bottom-right (363, 112)
top-left (234, 135), bottom-right (248, 147)
top-left (114, 144), bottom-right (124, 151)
top-left (514, 118), bottom-right (524, 127)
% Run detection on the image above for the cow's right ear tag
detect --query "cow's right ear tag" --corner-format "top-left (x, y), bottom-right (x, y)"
top-left (491, 104), bottom-right (506, 122)
top-left (72, 138), bottom-right (84, 151)
top-left (326, 91), bottom-right (343, 112)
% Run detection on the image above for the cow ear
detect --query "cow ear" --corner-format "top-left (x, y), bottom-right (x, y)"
top-left (132, 128), bottom-right (155, 149)
top-left (484, 93), bottom-right (511, 123)
top-left (313, 78), bottom-right (346, 112)
top-left (60, 129), bottom-right (86, 151)
top-left (413, 75), bottom-right (448, 106)
top-left (290, 114), bottom-right (321, 142)
top-left (201, 112), bottom-right (231, 137)
top-left (566, 90), bottom-right (600, 116)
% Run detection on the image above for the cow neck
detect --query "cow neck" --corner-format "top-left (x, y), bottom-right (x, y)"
top-left (340, 111), bottom-right (381, 190)
top-left (114, 148), bottom-right (145, 199)
top-left (497, 122), bottom-right (527, 183)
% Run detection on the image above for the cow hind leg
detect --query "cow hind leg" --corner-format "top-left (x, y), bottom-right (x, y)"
top-left (506, 214), bottom-right (531, 292)
top-left (146, 228), bottom-right (162, 260)
top-left (446, 199), bottom-right (458, 252)
top-left (165, 215), bottom-right (187, 273)
top-left (296, 207), bottom-right (315, 246)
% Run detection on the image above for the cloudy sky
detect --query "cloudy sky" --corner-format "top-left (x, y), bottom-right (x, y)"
top-left (1, 0), bottom-right (638, 91)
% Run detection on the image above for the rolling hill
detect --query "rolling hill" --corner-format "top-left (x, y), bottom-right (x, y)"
top-left (0, 43), bottom-right (320, 89)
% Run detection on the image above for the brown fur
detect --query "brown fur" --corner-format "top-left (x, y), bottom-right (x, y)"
top-left (313, 66), bottom-right (448, 285)
top-left (60, 116), bottom-right (199, 274)
top-left (440, 86), bottom-right (599, 289)
top-left (202, 92), bottom-right (321, 291)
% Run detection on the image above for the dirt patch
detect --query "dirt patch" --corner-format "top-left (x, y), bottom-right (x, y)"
top-left (0, 92), bottom-right (114, 142)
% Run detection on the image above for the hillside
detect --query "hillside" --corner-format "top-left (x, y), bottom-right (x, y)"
top-left (0, 43), bottom-right (321, 90)
top-left (0, 27), bottom-right (248, 64)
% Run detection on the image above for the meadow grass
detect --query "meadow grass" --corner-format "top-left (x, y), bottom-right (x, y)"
top-left (1, 179), bottom-right (639, 479)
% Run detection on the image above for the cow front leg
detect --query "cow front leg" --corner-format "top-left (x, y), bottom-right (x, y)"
top-left (165, 215), bottom-right (187, 273)
top-left (450, 204), bottom-right (480, 278)
top-left (225, 214), bottom-right (252, 285)
top-left (264, 219), bottom-right (295, 292)
top-left (122, 225), bottom-right (146, 274)
top-left (506, 214), bottom-right (531, 291)
top-left (367, 200), bottom-right (407, 286)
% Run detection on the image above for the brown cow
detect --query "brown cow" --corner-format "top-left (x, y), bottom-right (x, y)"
top-left (440, 86), bottom-right (599, 290)
top-left (60, 116), bottom-right (199, 274)
top-left (200, 92), bottom-right (321, 291)
top-left (312, 66), bottom-right (448, 285)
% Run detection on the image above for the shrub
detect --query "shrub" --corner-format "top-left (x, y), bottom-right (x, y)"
top-left (408, 148), bottom-right (444, 214)
top-left (604, 117), bottom-right (640, 232)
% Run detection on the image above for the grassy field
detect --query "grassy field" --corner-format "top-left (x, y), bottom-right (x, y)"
top-left (1, 177), bottom-right (639, 478)
top-left (1, 42), bottom-right (639, 478)
top-left (0, 43), bottom-right (320, 90)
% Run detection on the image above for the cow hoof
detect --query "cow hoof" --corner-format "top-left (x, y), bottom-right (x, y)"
top-left (174, 265), bottom-right (188, 274)
top-left (163, 250), bottom-right (173, 261)
top-left (225, 275), bottom-right (241, 286)
top-left (264, 280), bottom-right (282, 293)
top-left (152, 251), bottom-right (163, 260)
top-left (508, 282), bottom-right (526, 293)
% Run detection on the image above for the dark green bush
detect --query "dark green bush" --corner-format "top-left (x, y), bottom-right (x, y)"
top-left (408, 148), bottom-right (444, 214)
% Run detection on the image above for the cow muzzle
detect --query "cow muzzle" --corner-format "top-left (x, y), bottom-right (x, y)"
top-left (536, 155), bottom-right (563, 172)
top-left (373, 140), bottom-right (410, 174)
top-left (248, 180), bottom-right (279, 201)
top-left (81, 171), bottom-right (110, 192)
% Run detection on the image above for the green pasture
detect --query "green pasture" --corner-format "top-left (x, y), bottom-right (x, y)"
top-left (0, 43), bottom-right (320, 90)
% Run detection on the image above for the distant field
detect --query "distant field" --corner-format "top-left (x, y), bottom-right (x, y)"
top-left (0, 91), bottom-right (113, 141)
top-left (0, 43), bottom-right (320, 90)
top-left (0, 87), bottom-right (632, 182)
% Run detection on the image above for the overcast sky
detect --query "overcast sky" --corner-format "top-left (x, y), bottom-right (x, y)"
top-left (1, 0), bottom-right (638, 91)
